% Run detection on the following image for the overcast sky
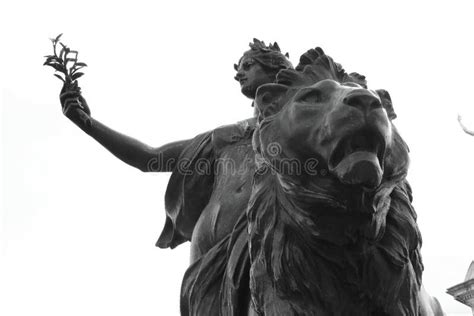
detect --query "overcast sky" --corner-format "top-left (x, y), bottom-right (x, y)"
top-left (2, 0), bottom-right (474, 315)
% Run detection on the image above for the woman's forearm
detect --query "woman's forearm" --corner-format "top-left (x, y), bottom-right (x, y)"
top-left (59, 87), bottom-right (190, 172)
top-left (77, 115), bottom-right (190, 172)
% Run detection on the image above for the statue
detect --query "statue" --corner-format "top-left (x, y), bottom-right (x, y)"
top-left (245, 51), bottom-right (444, 315)
top-left (45, 36), bottom-right (444, 315)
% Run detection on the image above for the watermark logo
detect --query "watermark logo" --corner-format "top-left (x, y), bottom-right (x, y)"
top-left (267, 142), bottom-right (282, 157)
top-left (146, 141), bottom-right (328, 177)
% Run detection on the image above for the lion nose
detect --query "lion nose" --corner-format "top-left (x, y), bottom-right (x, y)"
top-left (343, 90), bottom-right (382, 113)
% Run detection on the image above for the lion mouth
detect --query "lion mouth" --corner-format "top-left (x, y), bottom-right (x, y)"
top-left (328, 127), bottom-right (386, 189)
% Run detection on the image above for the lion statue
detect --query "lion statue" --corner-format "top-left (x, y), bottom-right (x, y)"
top-left (247, 56), bottom-right (443, 315)
top-left (181, 49), bottom-right (444, 316)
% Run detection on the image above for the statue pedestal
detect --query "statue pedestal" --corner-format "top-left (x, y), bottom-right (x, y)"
top-left (447, 261), bottom-right (474, 315)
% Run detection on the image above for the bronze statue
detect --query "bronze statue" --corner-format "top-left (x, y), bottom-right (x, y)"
top-left (53, 39), bottom-right (292, 265)
top-left (180, 49), bottom-right (444, 316)
top-left (46, 37), bottom-right (444, 315)
top-left (247, 53), bottom-right (437, 315)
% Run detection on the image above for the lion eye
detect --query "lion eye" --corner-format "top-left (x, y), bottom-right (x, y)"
top-left (296, 89), bottom-right (322, 103)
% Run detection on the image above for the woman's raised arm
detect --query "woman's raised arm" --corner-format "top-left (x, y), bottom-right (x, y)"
top-left (60, 82), bottom-right (191, 172)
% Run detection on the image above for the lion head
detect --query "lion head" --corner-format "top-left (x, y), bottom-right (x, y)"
top-left (254, 78), bottom-right (408, 188)
top-left (247, 50), bottom-right (423, 315)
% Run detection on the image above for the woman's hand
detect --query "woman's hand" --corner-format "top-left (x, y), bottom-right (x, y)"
top-left (59, 81), bottom-right (92, 127)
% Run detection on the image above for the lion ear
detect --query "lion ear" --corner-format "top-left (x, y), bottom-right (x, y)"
top-left (376, 89), bottom-right (396, 120)
top-left (255, 84), bottom-right (289, 118)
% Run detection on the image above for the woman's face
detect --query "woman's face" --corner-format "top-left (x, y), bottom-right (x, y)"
top-left (235, 57), bottom-right (275, 99)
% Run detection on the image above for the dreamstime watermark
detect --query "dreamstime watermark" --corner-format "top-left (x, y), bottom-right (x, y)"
top-left (146, 141), bottom-right (328, 176)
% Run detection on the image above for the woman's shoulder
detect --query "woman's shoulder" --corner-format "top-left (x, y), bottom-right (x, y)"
top-left (211, 117), bottom-right (256, 149)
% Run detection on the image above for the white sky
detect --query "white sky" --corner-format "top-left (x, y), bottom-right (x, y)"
top-left (2, 0), bottom-right (474, 315)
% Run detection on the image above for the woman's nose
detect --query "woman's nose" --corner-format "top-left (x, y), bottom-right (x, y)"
top-left (234, 71), bottom-right (244, 81)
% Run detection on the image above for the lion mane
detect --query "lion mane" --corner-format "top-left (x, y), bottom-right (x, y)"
top-left (247, 167), bottom-right (423, 315)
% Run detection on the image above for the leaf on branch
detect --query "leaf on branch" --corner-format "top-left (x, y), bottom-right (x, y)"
top-left (60, 48), bottom-right (70, 61)
top-left (68, 50), bottom-right (78, 59)
top-left (71, 72), bottom-right (84, 80)
top-left (55, 33), bottom-right (63, 43)
top-left (75, 62), bottom-right (87, 67)
top-left (43, 56), bottom-right (58, 65)
top-left (71, 66), bottom-right (85, 74)
top-left (54, 74), bottom-right (65, 82)
top-left (48, 63), bottom-right (66, 73)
